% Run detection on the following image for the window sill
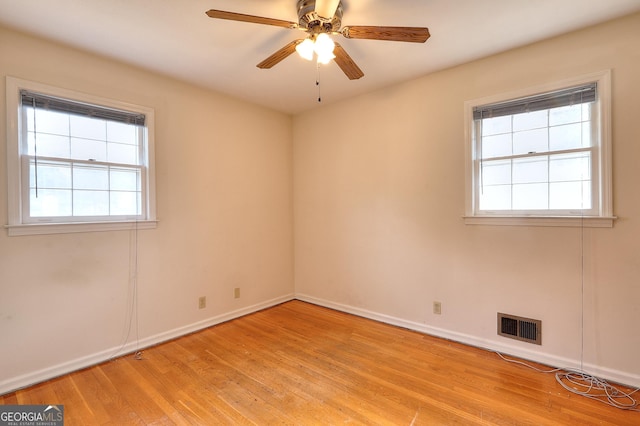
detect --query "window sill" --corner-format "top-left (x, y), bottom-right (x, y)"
top-left (463, 215), bottom-right (616, 228)
top-left (5, 220), bottom-right (158, 236)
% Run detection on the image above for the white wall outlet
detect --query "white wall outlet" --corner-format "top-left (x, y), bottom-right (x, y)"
top-left (234, 287), bottom-right (240, 299)
top-left (198, 296), bottom-right (206, 309)
top-left (433, 301), bottom-right (442, 315)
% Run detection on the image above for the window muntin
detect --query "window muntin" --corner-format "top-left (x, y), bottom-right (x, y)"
top-left (465, 72), bottom-right (612, 225)
top-left (6, 77), bottom-right (156, 235)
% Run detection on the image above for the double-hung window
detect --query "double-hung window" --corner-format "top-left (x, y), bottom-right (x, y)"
top-left (6, 77), bottom-right (156, 235)
top-left (464, 71), bottom-right (613, 227)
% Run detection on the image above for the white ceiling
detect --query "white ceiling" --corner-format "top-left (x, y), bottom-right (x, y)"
top-left (1, 0), bottom-right (639, 114)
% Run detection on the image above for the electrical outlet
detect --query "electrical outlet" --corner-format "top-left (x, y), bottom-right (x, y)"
top-left (198, 296), bottom-right (206, 309)
top-left (234, 288), bottom-right (240, 299)
top-left (433, 301), bottom-right (442, 315)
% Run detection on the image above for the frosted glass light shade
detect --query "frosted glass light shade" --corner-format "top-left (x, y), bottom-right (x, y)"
top-left (316, 51), bottom-right (336, 64)
top-left (295, 38), bottom-right (315, 61)
top-left (314, 33), bottom-right (335, 57)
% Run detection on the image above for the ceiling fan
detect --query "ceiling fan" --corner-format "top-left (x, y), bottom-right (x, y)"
top-left (205, 0), bottom-right (430, 80)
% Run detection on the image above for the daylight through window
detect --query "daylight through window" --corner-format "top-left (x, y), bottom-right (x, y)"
top-left (23, 90), bottom-right (146, 220)
top-left (464, 71), bottom-right (613, 226)
top-left (6, 78), bottom-right (156, 235)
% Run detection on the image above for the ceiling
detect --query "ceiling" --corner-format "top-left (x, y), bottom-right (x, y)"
top-left (1, 0), bottom-right (639, 114)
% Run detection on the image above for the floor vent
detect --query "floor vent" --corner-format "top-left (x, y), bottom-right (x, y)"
top-left (497, 313), bottom-right (541, 345)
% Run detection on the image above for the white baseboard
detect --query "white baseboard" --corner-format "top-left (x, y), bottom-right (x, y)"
top-left (0, 294), bottom-right (295, 395)
top-left (295, 293), bottom-right (640, 389)
top-left (3, 292), bottom-right (637, 395)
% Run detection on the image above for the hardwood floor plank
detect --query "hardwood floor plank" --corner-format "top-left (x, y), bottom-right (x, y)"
top-left (1, 300), bottom-right (638, 425)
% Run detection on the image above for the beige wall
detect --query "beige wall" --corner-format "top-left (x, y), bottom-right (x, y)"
top-left (0, 26), bottom-right (294, 392)
top-left (294, 13), bottom-right (640, 386)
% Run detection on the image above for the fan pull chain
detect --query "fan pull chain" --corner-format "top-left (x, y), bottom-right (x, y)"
top-left (316, 62), bottom-right (322, 103)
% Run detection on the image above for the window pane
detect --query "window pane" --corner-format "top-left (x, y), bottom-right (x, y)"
top-left (550, 181), bottom-right (591, 210)
top-left (513, 183), bottom-right (548, 210)
top-left (30, 162), bottom-right (71, 189)
top-left (513, 128), bottom-right (548, 155)
top-left (73, 165), bottom-right (109, 190)
top-left (482, 160), bottom-right (511, 185)
top-left (549, 123), bottom-right (586, 151)
top-left (107, 121), bottom-right (138, 145)
top-left (513, 110), bottom-right (547, 132)
top-left (549, 104), bottom-right (583, 126)
top-left (110, 168), bottom-right (140, 191)
top-left (110, 192), bottom-right (140, 215)
top-left (30, 189), bottom-right (72, 217)
top-left (582, 122), bottom-right (592, 147)
top-left (70, 115), bottom-right (106, 140)
top-left (73, 190), bottom-right (109, 216)
top-left (28, 132), bottom-right (70, 158)
top-left (513, 157), bottom-right (548, 184)
top-left (27, 108), bottom-right (69, 136)
top-left (583, 181), bottom-right (592, 209)
top-left (482, 116), bottom-right (511, 136)
top-left (481, 133), bottom-right (511, 158)
top-left (108, 142), bottom-right (139, 165)
top-left (479, 185), bottom-right (511, 210)
top-left (549, 152), bottom-right (591, 182)
top-left (70, 137), bottom-right (107, 162)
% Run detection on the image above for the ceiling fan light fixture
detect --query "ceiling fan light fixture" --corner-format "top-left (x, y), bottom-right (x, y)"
top-left (206, 1), bottom-right (429, 80)
top-left (295, 38), bottom-right (315, 61)
top-left (314, 33), bottom-right (335, 57)
top-left (316, 51), bottom-right (336, 64)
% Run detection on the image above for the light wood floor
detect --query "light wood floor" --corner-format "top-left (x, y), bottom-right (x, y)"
top-left (2, 300), bottom-right (638, 425)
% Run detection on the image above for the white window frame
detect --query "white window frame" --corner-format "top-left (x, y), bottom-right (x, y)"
top-left (463, 70), bottom-right (615, 228)
top-left (5, 77), bottom-right (157, 236)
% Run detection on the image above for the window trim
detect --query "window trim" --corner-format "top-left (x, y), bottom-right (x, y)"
top-left (463, 70), bottom-right (615, 228)
top-left (5, 76), bottom-right (157, 236)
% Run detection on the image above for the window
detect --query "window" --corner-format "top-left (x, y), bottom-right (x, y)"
top-left (6, 77), bottom-right (156, 235)
top-left (464, 71), bottom-right (614, 227)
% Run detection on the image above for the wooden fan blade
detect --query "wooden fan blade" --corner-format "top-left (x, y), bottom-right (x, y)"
top-left (205, 9), bottom-right (298, 29)
top-left (315, 0), bottom-right (341, 19)
top-left (342, 26), bottom-right (430, 43)
top-left (333, 43), bottom-right (364, 80)
top-left (257, 40), bottom-right (302, 69)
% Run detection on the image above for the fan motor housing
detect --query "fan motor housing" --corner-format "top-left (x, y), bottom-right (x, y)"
top-left (297, 0), bottom-right (343, 32)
